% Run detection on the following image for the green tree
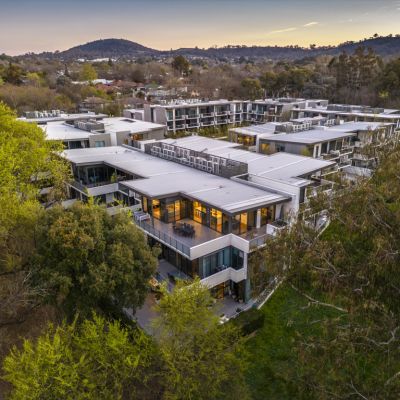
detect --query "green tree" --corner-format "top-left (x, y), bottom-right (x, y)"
top-left (256, 144), bottom-right (400, 399)
top-left (32, 201), bottom-right (158, 319)
top-left (153, 279), bottom-right (249, 400)
top-left (2, 63), bottom-right (24, 85)
top-left (3, 314), bottom-right (160, 400)
top-left (171, 55), bottom-right (190, 76)
top-left (80, 63), bottom-right (98, 82)
top-left (240, 78), bottom-right (262, 100)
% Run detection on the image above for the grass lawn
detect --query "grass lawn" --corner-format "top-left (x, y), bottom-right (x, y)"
top-left (243, 283), bottom-right (340, 400)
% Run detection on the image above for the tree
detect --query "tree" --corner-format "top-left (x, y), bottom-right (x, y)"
top-left (240, 78), bottom-right (262, 100)
top-left (32, 201), bottom-right (158, 319)
top-left (256, 144), bottom-right (400, 399)
top-left (153, 279), bottom-right (250, 400)
top-left (3, 314), bottom-right (160, 399)
top-left (2, 63), bottom-right (24, 85)
top-left (80, 63), bottom-right (98, 82)
top-left (171, 55), bottom-right (190, 76)
top-left (0, 103), bottom-right (70, 380)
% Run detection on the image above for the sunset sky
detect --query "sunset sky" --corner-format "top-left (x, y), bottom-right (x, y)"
top-left (1, 0), bottom-right (400, 55)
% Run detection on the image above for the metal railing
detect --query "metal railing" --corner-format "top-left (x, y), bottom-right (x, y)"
top-left (135, 219), bottom-right (191, 257)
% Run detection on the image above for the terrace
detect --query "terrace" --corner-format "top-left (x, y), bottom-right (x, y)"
top-left (134, 216), bottom-right (224, 258)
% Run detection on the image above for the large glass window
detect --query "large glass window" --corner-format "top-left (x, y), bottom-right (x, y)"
top-left (142, 196), bottom-right (148, 213)
top-left (152, 199), bottom-right (161, 219)
top-left (210, 208), bottom-right (223, 233)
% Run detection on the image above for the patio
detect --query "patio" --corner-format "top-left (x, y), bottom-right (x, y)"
top-left (132, 259), bottom-right (246, 333)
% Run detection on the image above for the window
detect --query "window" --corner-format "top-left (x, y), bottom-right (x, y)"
top-left (152, 199), bottom-right (161, 219)
top-left (210, 208), bottom-right (223, 233)
top-left (95, 141), bottom-right (106, 148)
top-left (276, 144), bottom-right (286, 152)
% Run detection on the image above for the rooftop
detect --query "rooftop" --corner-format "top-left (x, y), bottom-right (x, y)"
top-left (19, 111), bottom-right (107, 124)
top-left (100, 117), bottom-right (165, 133)
top-left (259, 129), bottom-right (357, 145)
top-left (40, 117), bottom-right (165, 142)
top-left (229, 123), bottom-right (280, 137)
top-left (63, 146), bottom-right (289, 214)
top-left (159, 136), bottom-right (335, 187)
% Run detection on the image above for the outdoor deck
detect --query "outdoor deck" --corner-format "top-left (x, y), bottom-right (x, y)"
top-left (135, 216), bottom-right (225, 257)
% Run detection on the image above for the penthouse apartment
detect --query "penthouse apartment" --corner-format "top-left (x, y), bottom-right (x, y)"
top-left (140, 98), bottom-right (325, 133)
top-left (62, 136), bottom-right (334, 302)
top-left (21, 110), bottom-right (166, 150)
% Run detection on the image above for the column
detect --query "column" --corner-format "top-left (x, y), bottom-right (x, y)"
top-left (256, 209), bottom-right (261, 229)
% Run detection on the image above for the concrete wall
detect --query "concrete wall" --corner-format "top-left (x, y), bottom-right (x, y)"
top-left (88, 133), bottom-right (112, 148)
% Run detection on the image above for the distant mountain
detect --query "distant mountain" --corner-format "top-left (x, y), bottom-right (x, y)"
top-left (57, 38), bottom-right (157, 59)
top-left (34, 35), bottom-right (400, 61)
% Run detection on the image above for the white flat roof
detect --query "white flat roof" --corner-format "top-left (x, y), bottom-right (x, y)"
top-left (40, 117), bottom-right (165, 142)
top-left (19, 112), bottom-right (107, 124)
top-left (260, 129), bottom-right (356, 145)
top-left (101, 117), bottom-right (165, 133)
top-left (40, 122), bottom-right (91, 141)
top-left (63, 146), bottom-right (288, 214)
top-left (299, 107), bottom-right (400, 120)
top-left (328, 122), bottom-right (393, 131)
top-left (229, 123), bottom-right (279, 137)
top-left (158, 136), bottom-right (335, 187)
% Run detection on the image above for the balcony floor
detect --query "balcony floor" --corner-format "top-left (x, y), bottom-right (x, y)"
top-left (150, 217), bottom-right (224, 247)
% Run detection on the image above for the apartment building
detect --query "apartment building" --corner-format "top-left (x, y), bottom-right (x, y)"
top-left (291, 103), bottom-right (400, 129)
top-left (258, 129), bottom-right (356, 169)
top-left (21, 111), bottom-right (166, 150)
top-left (142, 98), bottom-right (326, 134)
top-left (62, 136), bottom-right (334, 302)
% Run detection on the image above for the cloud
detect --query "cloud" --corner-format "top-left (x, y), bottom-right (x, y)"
top-left (303, 21), bottom-right (319, 27)
top-left (267, 27), bottom-right (297, 35)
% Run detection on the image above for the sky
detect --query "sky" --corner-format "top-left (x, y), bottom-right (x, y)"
top-left (1, 0), bottom-right (400, 55)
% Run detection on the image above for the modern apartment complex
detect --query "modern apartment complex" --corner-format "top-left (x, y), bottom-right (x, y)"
top-left (62, 137), bottom-right (335, 302)
top-left (291, 103), bottom-right (400, 128)
top-left (20, 111), bottom-right (166, 150)
top-left (140, 98), bottom-right (325, 133)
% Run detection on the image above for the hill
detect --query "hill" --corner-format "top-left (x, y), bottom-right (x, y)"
top-left (33, 35), bottom-right (400, 61)
top-left (57, 38), bottom-right (157, 59)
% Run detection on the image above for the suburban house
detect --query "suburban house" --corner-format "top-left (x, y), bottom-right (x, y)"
top-left (61, 136), bottom-right (335, 302)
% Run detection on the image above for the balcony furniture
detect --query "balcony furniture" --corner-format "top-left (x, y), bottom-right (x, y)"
top-left (173, 222), bottom-right (195, 238)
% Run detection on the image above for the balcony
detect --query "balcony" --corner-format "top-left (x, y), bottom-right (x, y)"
top-left (174, 114), bottom-right (185, 120)
top-left (186, 123), bottom-right (200, 129)
top-left (305, 178), bottom-right (334, 199)
top-left (200, 266), bottom-right (247, 288)
top-left (186, 114), bottom-right (200, 119)
top-left (266, 220), bottom-right (288, 237)
top-left (201, 121), bottom-right (215, 127)
top-left (215, 110), bottom-right (229, 116)
top-left (134, 216), bottom-right (226, 259)
top-left (200, 112), bottom-right (214, 118)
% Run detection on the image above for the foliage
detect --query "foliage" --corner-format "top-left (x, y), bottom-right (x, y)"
top-left (251, 144), bottom-right (400, 399)
top-left (240, 78), bottom-right (262, 100)
top-left (3, 314), bottom-right (159, 400)
top-left (31, 201), bottom-right (159, 319)
top-left (153, 279), bottom-right (250, 400)
top-left (80, 63), bottom-right (98, 82)
top-left (0, 102), bottom-right (69, 273)
top-left (244, 284), bottom-right (342, 400)
top-left (231, 307), bottom-right (265, 336)
top-left (171, 55), bottom-right (190, 76)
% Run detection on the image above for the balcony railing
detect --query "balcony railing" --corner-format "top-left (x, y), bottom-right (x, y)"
top-left (135, 218), bottom-right (191, 257)
top-left (305, 178), bottom-right (334, 199)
